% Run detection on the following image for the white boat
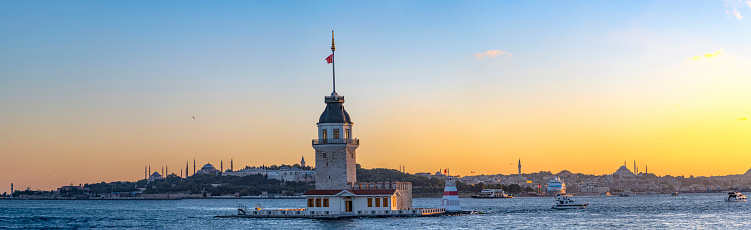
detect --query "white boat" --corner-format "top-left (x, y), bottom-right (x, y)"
top-left (471, 189), bottom-right (513, 198)
top-left (726, 190), bottom-right (747, 202)
top-left (552, 194), bottom-right (588, 209)
top-left (546, 176), bottom-right (566, 195)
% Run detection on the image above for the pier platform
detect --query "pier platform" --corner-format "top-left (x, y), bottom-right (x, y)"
top-left (217, 205), bottom-right (448, 219)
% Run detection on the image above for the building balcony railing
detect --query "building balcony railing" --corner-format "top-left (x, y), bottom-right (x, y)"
top-left (312, 138), bottom-right (359, 145)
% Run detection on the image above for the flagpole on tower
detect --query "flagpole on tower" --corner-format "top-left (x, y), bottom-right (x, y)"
top-left (331, 30), bottom-right (336, 94)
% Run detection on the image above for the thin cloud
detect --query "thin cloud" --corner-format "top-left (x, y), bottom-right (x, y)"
top-left (475, 50), bottom-right (512, 59)
top-left (689, 50), bottom-right (723, 60)
top-left (724, 0), bottom-right (746, 20)
top-left (728, 8), bottom-right (744, 19)
top-left (739, 117), bottom-right (748, 121)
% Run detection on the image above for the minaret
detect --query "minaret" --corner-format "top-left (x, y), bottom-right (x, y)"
top-left (646, 164), bottom-right (648, 174)
top-left (221, 160), bottom-right (224, 172)
top-left (149, 165), bottom-right (151, 175)
top-left (313, 31), bottom-right (359, 190)
top-left (145, 166), bottom-right (147, 180)
top-left (10, 183), bottom-right (13, 198)
top-left (518, 158), bottom-right (522, 175)
top-left (180, 169), bottom-right (183, 178)
top-left (186, 161), bottom-right (189, 178)
top-left (162, 166), bottom-right (164, 176)
top-left (193, 159), bottom-right (196, 175)
top-left (300, 156), bottom-right (306, 168)
top-left (231, 159), bottom-right (234, 171)
top-left (166, 165), bottom-right (168, 176)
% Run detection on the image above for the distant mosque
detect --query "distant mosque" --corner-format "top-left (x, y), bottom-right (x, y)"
top-left (197, 163), bottom-right (220, 175)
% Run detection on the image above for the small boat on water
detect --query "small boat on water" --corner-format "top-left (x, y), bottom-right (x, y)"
top-left (671, 191), bottom-right (679, 196)
top-left (552, 194), bottom-right (588, 209)
top-left (725, 190), bottom-right (747, 202)
top-left (471, 189), bottom-right (513, 198)
top-left (619, 192), bottom-right (630, 197)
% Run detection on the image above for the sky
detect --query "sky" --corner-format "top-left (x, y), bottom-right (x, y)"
top-left (1, 1), bottom-right (751, 192)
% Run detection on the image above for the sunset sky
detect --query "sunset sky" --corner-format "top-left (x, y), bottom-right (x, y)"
top-left (2, 1), bottom-right (751, 192)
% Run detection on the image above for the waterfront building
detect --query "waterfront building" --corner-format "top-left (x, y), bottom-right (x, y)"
top-left (57, 185), bottom-right (88, 193)
top-left (229, 32), bottom-right (447, 218)
top-left (302, 31), bottom-right (414, 214)
top-left (223, 166), bottom-right (315, 182)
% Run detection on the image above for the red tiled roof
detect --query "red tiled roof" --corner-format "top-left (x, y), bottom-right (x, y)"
top-left (303, 189), bottom-right (397, 196)
top-left (351, 189), bottom-right (396, 195)
top-left (303, 190), bottom-right (344, 195)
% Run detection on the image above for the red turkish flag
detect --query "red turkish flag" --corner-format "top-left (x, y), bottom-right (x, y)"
top-left (326, 54), bottom-right (333, 64)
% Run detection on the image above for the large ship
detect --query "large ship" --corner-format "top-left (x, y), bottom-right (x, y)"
top-left (546, 176), bottom-right (566, 195)
top-left (471, 189), bottom-right (513, 198)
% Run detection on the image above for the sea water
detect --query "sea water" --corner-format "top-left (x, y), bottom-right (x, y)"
top-left (1, 193), bottom-right (749, 229)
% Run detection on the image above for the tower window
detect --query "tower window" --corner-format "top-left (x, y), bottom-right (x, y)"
top-left (322, 129), bottom-right (328, 139)
top-left (333, 129), bottom-right (340, 139)
top-left (345, 129), bottom-right (350, 139)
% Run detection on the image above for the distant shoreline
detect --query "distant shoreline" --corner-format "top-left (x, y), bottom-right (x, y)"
top-left (4, 192), bottom-right (732, 200)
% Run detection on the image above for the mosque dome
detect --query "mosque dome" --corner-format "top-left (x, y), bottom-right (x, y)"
top-left (319, 97), bottom-right (352, 123)
top-left (614, 166), bottom-right (634, 176)
top-left (151, 172), bottom-right (161, 177)
top-left (201, 164), bottom-right (217, 171)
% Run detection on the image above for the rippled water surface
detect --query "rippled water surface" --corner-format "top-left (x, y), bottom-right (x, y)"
top-left (2, 193), bottom-right (749, 229)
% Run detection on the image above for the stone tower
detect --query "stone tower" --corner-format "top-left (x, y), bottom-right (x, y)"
top-left (518, 158), bottom-right (522, 175)
top-left (312, 92), bottom-right (359, 189)
top-left (301, 156), bottom-right (306, 168)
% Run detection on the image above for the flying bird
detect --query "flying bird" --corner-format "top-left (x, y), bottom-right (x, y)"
top-left (192, 116), bottom-right (195, 120)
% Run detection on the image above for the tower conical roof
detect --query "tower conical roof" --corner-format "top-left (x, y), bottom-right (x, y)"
top-left (318, 95), bottom-right (352, 123)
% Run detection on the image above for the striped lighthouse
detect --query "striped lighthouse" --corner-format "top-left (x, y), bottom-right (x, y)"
top-left (441, 178), bottom-right (461, 212)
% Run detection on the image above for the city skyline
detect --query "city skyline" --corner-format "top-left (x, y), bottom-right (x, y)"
top-left (2, 1), bottom-right (751, 192)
